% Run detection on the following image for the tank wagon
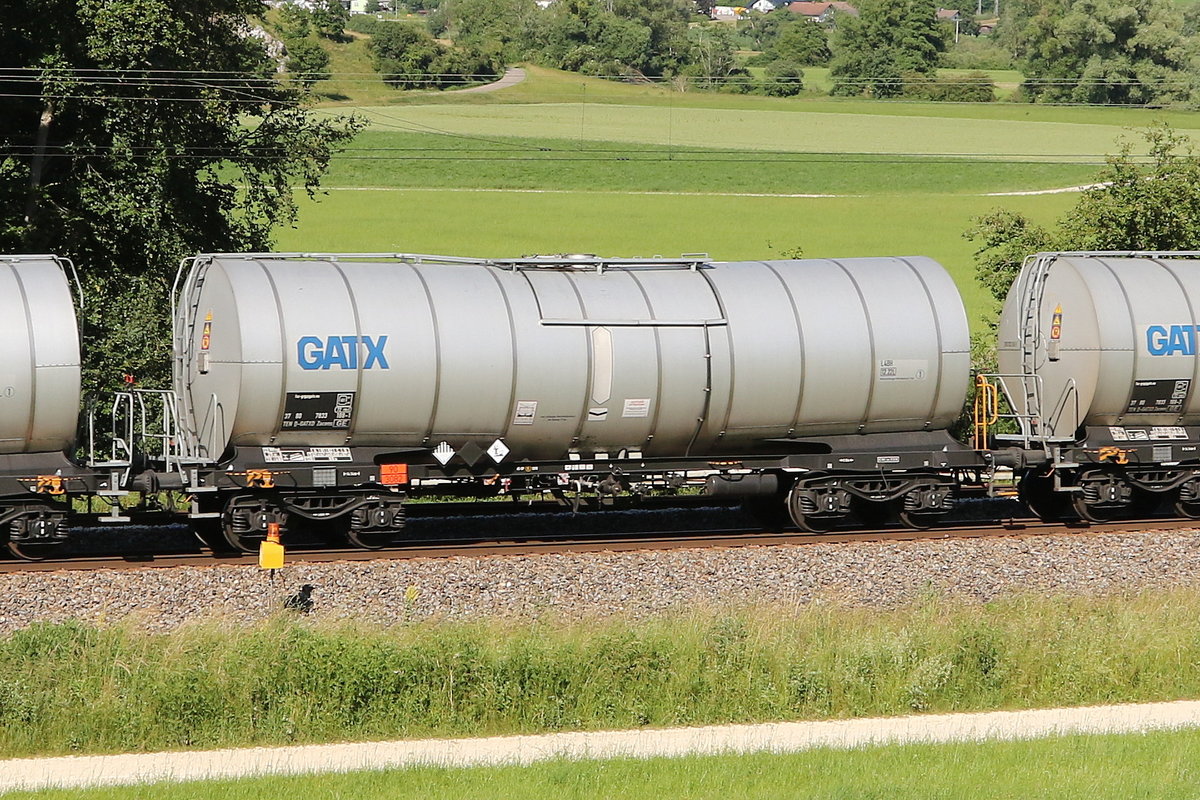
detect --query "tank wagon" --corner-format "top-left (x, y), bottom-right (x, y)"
top-left (126, 252), bottom-right (978, 551)
top-left (992, 251), bottom-right (1200, 522)
top-left (0, 255), bottom-right (109, 558)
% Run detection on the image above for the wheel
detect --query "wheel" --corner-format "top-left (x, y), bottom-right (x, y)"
top-left (5, 540), bottom-right (61, 561)
top-left (1017, 471), bottom-right (1070, 522)
top-left (1174, 492), bottom-right (1200, 519)
top-left (787, 485), bottom-right (847, 533)
top-left (4, 507), bottom-right (68, 561)
top-left (343, 503), bottom-right (406, 550)
top-left (898, 510), bottom-right (944, 530)
top-left (192, 517), bottom-right (237, 554)
top-left (1071, 493), bottom-right (1120, 523)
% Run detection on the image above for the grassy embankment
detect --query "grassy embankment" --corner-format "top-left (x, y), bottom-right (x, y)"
top-left (285, 65), bottom-right (1199, 323)
top-left (10, 729), bottom-right (1200, 800)
top-left (3, 588), bottom-right (1200, 759)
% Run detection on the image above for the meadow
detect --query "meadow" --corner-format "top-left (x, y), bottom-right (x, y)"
top-left (11, 729), bottom-right (1200, 799)
top-left (285, 65), bottom-right (1199, 323)
top-left (3, 588), bottom-right (1200, 759)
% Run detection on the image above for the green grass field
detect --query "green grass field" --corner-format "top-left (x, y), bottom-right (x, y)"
top-left (289, 64), bottom-right (1200, 324)
top-left (4, 589), bottom-right (1200, 759)
top-left (9, 729), bottom-right (1200, 800)
top-left (281, 184), bottom-right (1072, 320)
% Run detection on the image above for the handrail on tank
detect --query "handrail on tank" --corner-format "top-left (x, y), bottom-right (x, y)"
top-left (1045, 378), bottom-right (1080, 440)
top-left (171, 253), bottom-right (715, 291)
top-left (1028, 250), bottom-right (1200, 260)
top-left (86, 392), bottom-right (134, 468)
top-left (979, 372), bottom-right (1076, 448)
top-left (0, 254), bottom-right (84, 308)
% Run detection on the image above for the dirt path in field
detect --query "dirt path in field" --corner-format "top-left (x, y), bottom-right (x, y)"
top-left (455, 67), bottom-right (526, 94)
top-left (3, 700), bottom-right (1198, 792)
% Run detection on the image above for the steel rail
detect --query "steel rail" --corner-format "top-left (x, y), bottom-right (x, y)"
top-left (3, 517), bottom-right (1199, 574)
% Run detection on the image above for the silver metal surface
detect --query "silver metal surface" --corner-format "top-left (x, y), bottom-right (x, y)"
top-left (0, 256), bottom-right (81, 454)
top-left (174, 254), bottom-right (970, 461)
top-left (997, 252), bottom-right (1200, 439)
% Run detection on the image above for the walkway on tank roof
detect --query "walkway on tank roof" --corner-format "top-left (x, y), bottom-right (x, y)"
top-left (2, 700), bottom-right (1198, 792)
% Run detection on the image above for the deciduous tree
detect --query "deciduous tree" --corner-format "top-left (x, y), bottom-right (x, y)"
top-left (0, 0), bottom-right (361, 393)
top-left (829, 0), bottom-right (946, 97)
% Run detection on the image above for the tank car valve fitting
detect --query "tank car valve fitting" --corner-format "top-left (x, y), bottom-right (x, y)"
top-left (259, 521), bottom-right (285, 571)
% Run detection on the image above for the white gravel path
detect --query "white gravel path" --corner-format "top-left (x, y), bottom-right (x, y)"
top-left (2, 700), bottom-right (1198, 793)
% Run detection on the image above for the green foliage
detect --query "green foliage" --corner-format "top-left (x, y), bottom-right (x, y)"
top-left (526, 0), bottom-right (696, 78)
top-left (437, 0), bottom-right (539, 62)
top-left (830, 0), bottom-right (948, 97)
top-left (285, 38), bottom-right (332, 87)
top-left (368, 21), bottom-right (503, 89)
top-left (276, 3), bottom-right (313, 39)
top-left (902, 70), bottom-right (996, 101)
top-left (965, 123), bottom-right (1200, 307)
top-left (310, 0), bottom-right (351, 41)
top-left (1001, 0), bottom-right (1197, 105)
top-left (5, 589), bottom-right (1200, 757)
top-left (1060, 123), bottom-right (1200, 250)
top-left (760, 60), bottom-right (806, 96)
top-left (941, 36), bottom-right (1015, 70)
top-left (771, 18), bottom-right (832, 66)
top-left (964, 209), bottom-right (1053, 303)
top-left (0, 0), bottom-right (360, 394)
top-left (684, 24), bottom-right (743, 88)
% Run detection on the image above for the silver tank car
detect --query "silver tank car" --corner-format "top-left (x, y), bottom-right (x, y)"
top-left (0, 255), bottom-right (81, 455)
top-left (174, 254), bottom-right (970, 462)
top-left (994, 251), bottom-right (1200, 523)
top-left (997, 252), bottom-right (1200, 437)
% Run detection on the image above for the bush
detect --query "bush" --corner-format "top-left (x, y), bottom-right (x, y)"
top-left (902, 70), bottom-right (995, 102)
top-left (760, 59), bottom-right (805, 96)
top-left (941, 37), bottom-right (1013, 70)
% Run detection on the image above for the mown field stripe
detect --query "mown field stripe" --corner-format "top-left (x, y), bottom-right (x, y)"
top-left (4, 701), bottom-right (1198, 793)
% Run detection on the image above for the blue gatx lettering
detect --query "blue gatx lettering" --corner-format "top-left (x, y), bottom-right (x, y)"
top-left (297, 335), bottom-right (389, 370)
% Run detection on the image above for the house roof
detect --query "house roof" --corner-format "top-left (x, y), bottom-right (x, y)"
top-left (936, 8), bottom-right (961, 19)
top-left (786, 1), bottom-right (857, 16)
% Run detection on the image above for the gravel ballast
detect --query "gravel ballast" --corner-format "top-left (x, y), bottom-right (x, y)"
top-left (3, 529), bottom-right (1200, 633)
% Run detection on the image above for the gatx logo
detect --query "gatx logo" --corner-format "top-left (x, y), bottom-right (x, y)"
top-left (1146, 325), bottom-right (1200, 356)
top-left (297, 336), bottom-right (389, 370)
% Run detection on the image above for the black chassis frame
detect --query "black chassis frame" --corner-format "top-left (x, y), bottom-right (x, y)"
top-left (184, 431), bottom-right (988, 518)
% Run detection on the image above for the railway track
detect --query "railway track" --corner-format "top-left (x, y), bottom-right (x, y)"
top-left (3, 515), bottom-right (1199, 574)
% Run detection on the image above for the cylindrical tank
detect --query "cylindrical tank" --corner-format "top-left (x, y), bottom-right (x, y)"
top-left (997, 252), bottom-right (1200, 437)
top-left (174, 254), bottom-right (970, 461)
top-left (0, 256), bottom-right (81, 454)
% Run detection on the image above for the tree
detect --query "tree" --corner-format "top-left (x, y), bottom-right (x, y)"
top-left (760, 59), bottom-right (805, 96)
top-left (772, 18), bottom-right (831, 66)
top-left (0, 0), bottom-right (361, 393)
top-left (370, 23), bottom-right (442, 87)
top-left (286, 38), bottom-right (331, 87)
top-left (311, 0), bottom-right (351, 40)
top-left (1001, 0), bottom-right (1196, 105)
top-left (829, 0), bottom-right (946, 97)
top-left (369, 22), bottom-right (502, 88)
top-left (527, 0), bottom-right (694, 78)
top-left (964, 123), bottom-right (1200, 304)
top-left (365, 0), bottom-right (382, 12)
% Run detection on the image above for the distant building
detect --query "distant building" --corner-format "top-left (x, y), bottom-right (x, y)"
top-left (785, 1), bottom-right (858, 22)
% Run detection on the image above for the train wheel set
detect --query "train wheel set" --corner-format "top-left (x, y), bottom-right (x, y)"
top-left (2, 250), bottom-right (1200, 561)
